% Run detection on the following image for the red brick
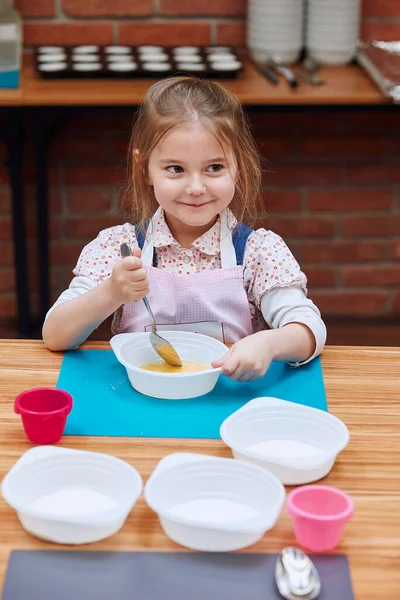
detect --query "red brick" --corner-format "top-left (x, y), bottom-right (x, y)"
top-left (24, 166), bottom-right (61, 186)
top-left (299, 137), bottom-right (388, 158)
top-left (343, 267), bottom-right (400, 288)
top-left (344, 111), bottom-right (400, 134)
top-left (0, 168), bottom-right (8, 186)
top-left (108, 139), bottom-right (130, 161)
top-left (0, 294), bottom-right (16, 318)
top-left (299, 241), bottom-right (384, 264)
top-left (257, 138), bottom-right (293, 158)
top-left (341, 216), bottom-right (400, 237)
top-left (307, 188), bottom-right (393, 211)
top-left (345, 164), bottom-right (400, 185)
top-left (50, 190), bottom-right (63, 215)
top-left (0, 244), bottom-right (14, 266)
top-left (0, 268), bottom-right (15, 292)
top-left (250, 112), bottom-right (344, 136)
top-left (0, 218), bottom-right (12, 242)
top-left (160, 0), bottom-right (246, 16)
top-left (66, 217), bottom-right (118, 240)
top-left (262, 189), bottom-right (302, 212)
top-left (0, 189), bottom-right (10, 214)
top-left (65, 165), bottom-right (126, 186)
top-left (24, 22), bottom-right (114, 46)
top-left (363, 0), bottom-right (400, 18)
top-left (14, 0), bottom-right (54, 17)
top-left (393, 291), bottom-right (400, 313)
top-left (64, 114), bottom-right (134, 136)
top-left (361, 22), bottom-right (400, 41)
top-left (268, 216), bottom-right (335, 239)
top-left (0, 141), bottom-right (7, 163)
top-left (63, 0), bottom-right (152, 16)
top-left (264, 164), bottom-right (341, 186)
top-left (23, 187), bottom-right (61, 215)
top-left (67, 189), bottom-right (114, 214)
top-left (389, 240), bottom-right (400, 260)
top-left (392, 138), bottom-right (400, 156)
top-left (119, 22), bottom-right (211, 46)
top-left (216, 22), bottom-right (246, 46)
top-left (305, 267), bottom-right (337, 288)
top-left (51, 139), bottom-right (109, 162)
top-left (50, 243), bottom-right (84, 266)
top-left (26, 218), bottom-right (61, 240)
top-left (311, 291), bottom-right (388, 316)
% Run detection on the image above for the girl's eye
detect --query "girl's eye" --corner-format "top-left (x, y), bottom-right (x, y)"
top-left (166, 165), bottom-right (184, 174)
top-left (207, 164), bottom-right (224, 173)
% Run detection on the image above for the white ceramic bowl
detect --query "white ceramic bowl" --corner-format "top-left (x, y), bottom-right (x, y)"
top-left (1, 446), bottom-right (142, 544)
top-left (220, 397), bottom-right (350, 485)
top-left (144, 453), bottom-right (285, 552)
top-left (110, 331), bottom-right (227, 400)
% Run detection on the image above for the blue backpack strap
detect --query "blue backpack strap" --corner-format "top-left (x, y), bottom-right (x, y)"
top-left (232, 223), bottom-right (253, 266)
top-left (134, 223), bottom-right (157, 267)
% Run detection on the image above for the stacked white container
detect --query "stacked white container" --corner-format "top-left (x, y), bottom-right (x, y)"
top-left (247, 0), bottom-right (305, 65)
top-left (306, 0), bottom-right (361, 65)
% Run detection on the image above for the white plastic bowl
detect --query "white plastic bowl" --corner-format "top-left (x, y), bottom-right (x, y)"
top-left (1, 446), bottom-right (142, 545)
top-left (144, 453), bottom-right (285, 552)
top-left (110, 332), bottom-right (227, 400)
top-left (220, 397), bottom-right (350, 485)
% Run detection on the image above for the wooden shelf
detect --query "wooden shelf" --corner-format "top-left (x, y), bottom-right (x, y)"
top-left (15, 51), bottom-right (386, 107)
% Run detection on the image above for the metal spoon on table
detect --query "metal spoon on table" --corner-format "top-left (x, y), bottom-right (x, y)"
top-left (120, 243), bottom-right (182, 367)
top-left (275, 547), bottom-right (321, 599)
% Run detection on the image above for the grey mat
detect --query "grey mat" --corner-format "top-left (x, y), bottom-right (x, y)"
top-left (2, 550), bottom-right (354, 599)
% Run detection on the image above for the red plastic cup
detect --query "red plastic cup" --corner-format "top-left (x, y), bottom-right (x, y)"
top-left (14, 387), bottom-right (73, 444)
top-left (287, 485), bottom-right (354, 552)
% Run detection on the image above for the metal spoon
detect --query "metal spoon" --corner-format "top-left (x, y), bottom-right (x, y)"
top-left (120, 243), bottom-right (183, 367)
top-left (275, 547), bottom-right (321, 599)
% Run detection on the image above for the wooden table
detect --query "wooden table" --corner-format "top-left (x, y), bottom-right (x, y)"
top-left (22, 52), bottom-right (385, 106)
top-left (0, 340), bottom-right (399, 598)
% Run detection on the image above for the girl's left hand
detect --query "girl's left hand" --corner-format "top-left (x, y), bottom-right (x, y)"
top-left (211, 331), bottom-right (274, 382)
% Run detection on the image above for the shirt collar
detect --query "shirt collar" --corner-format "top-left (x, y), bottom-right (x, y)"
top-left (150, 207), bottom-right (237, 256)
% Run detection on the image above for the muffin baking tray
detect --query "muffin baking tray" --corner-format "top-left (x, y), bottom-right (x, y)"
top-left (34, 45), bottom-right (243, 79)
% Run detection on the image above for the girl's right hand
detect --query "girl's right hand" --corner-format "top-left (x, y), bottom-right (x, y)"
top-left (110, 247), bottom-right (150, 305)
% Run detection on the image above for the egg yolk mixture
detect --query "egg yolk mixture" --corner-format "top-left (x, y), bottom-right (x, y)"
top-left (139, 361), bottom-right (209, 373)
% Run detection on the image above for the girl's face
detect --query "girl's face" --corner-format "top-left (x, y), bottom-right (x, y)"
top-left (147, 122), bottom-right (237, 236)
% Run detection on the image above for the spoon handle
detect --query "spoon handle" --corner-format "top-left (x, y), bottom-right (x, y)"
top-left (142, 297), bottom-right (157, 334)
top-left (120, 243), bottom-right (157, 334)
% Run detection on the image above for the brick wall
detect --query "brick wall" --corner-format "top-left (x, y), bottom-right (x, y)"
top-left (1, 1), bottom-right (400, 321)
top-left (12, 0), bottom-right (400, 47)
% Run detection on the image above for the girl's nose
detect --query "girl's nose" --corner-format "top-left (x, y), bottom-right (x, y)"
top-left (185, 175), bottom-right (206, 196)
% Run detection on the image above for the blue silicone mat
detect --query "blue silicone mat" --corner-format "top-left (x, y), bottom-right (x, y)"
top-left (57, 350), bottom-right (327, 439)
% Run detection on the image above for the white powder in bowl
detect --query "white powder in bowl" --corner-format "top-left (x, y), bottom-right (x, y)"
top-left (32, 487), bottom-right (118, 517)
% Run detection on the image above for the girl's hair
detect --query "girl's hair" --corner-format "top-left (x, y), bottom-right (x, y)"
top-left (121, 76), bottom-right (263, 229)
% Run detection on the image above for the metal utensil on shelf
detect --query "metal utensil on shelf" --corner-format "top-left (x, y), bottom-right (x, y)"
top-left (253, 60), bottom-right (280, 85)
top-left (120, 243), bottom-right (183, 367)
top-left (275, 547), bottom-right (321, 600)
top-left (269, 59), bottom-right (299, 89)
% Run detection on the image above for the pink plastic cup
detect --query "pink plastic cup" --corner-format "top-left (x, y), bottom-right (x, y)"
top-left (287, 485), bottom-right (354, 552)
top-left (14, 387), bottom-right (73, 444)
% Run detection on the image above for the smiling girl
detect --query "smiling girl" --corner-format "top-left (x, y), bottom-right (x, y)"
top-left (43, 76), bottom-right (326, 382)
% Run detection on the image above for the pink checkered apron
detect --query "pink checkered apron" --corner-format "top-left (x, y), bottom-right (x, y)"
top-left (116, 212), bottom-right (253, 344)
